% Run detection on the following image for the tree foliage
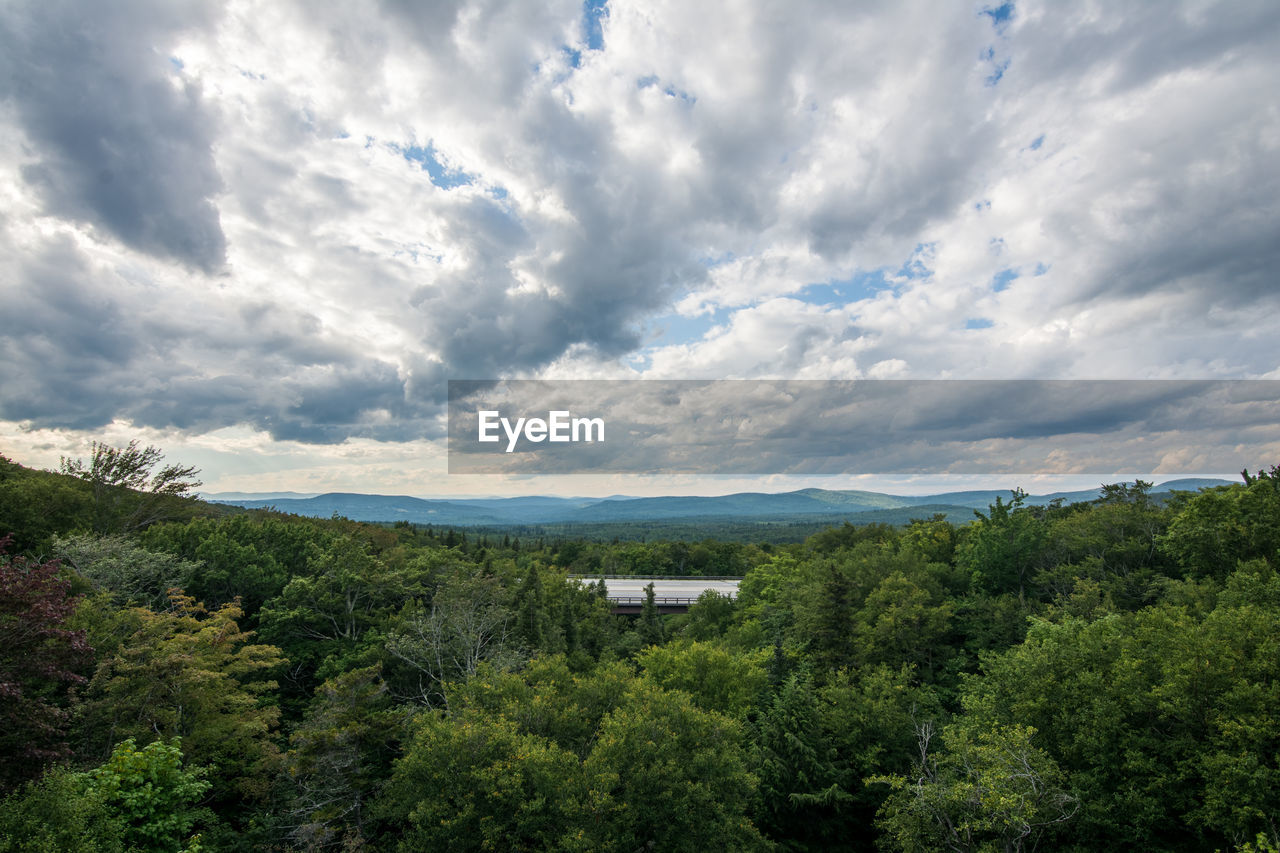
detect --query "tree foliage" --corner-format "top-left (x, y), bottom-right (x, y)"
top-left (871, 721), bottom-right (1076, 853)
top-left (81, 594), bottom-right (284, 805)
top-left (284, 665), bottom-right (400, 850)
top-left (82, 738), bottom-right (210, 853)
top-left (0, 536), bottom-right (91, 789)
top-left (60, 440), bottom-right (202, 534)
top-left (4, 449), bottom-right (1280, 851)
top-left (384, 572), bottom-right (519, 708)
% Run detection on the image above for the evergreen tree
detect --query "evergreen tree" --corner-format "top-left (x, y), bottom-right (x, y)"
top-left (639, 581), bottom-right (664, 646)
top-left (516, 567), bottom-right (547, 650)
top-left (753, 674), bottom-right (850, 850)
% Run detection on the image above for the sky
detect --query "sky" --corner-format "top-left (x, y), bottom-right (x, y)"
top-left (1, 0), bottom-right (1278, 498)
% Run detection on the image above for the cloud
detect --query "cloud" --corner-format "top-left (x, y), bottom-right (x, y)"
top-left (0, 0), bottom-right (228, 272)
top-left (1, 0), bottom-right (1278, 479)
top-left (0, 229), bottom-right (431, 442)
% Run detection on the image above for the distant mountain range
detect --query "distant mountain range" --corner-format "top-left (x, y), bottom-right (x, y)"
top-left (205, 478), bottom-right (1234, 528)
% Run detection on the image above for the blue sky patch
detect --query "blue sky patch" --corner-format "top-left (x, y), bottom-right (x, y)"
top-left (899, 244), bottom-right (936, 280)
top-left (986, 58), bottom-right (1010, 86)
top-left (800, 269), bottom-right (892, 305)
top-left (645, 308), bottom-right (730, 348)
top-left (664, 85), bottom-right (695, 104)
top-left (637, 75), bottom-right (694, 103)
top-left (982, 2), bottom-right (1015, 31)
top-left (1029, 134), bottom-right (1045, 150)
top-left (399, 143), bottom-right (475, 190)
top-left (991, 268), bottom-right (1019, 292)
top-left (583, 0), bottom-right (608, 51)
top-left (966, 317), bottom-right (994, 330)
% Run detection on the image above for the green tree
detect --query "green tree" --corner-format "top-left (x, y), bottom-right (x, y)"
top-left (818, 664), bottom-right (943, 847)
top-left (871, 721), bottom-right (1076, 853)
top-left (376, 707), bottom-right (582, 852)
top-left (576, 681), bottom-right (770, 852)
top-left (963, 581), bottom-right (1280, 849)
top-left (82, 594), bottom-right (284, 805)
top-left (0, 454), bottom-right (92, 554)
top-left (856, 570), bottom-right (952, 677)
top-left (284, 665), bottom-right (400, 850)
top-left (140, 514), bottom-right (333, 618)
top-left (54, 533), bottom-right (202, 610)
top-left (1037, 481), bottom-right (1171, 606)
top-left (739, 553), bottom-right (807, 613)
top-left (449, 657), bottom-right (635, 760)
top-left (1, 738), bottom-right (211, 853)
top-left (752, 674), bottom-right (850, 850)
top-left (682, 588), bottom-right (738, 640)
top-left (1160, 475), bottom-right (1280, 580)
top-left (260, 534), bottom-right (431, 705)
top-left (901, 514), bottom-right (958, 566)
top-left (0, 766), bottom-right (123, 853)
top-left (59, 441), bottom-right (202, 534)
top-left (515, 565), bottom-right (549, 651)
top-left (259, 536), bottom-right (401, 647)
top-left (638, 580), bottom-right (664, 646)
top-left (956, 491), bottom-right (1047, 597)
top-left (803, 560), bottom-right (857, 673)
top-left (83, 738), bottom-right (210, 853)
top-left (384, 572), bottom-right (519, 708)
top-left (637, 639), bottom-right (767, 718)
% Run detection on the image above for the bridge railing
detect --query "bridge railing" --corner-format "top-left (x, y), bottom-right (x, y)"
top-left (609, 596), bottom-right (713, 606)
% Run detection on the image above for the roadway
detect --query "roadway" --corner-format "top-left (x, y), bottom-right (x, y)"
top-left (568, 575), bottom-right (741, 612)
top-left (595, 576), bottom-right (740, 600)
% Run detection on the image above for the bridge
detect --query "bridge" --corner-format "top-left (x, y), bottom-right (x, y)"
top-left (570, 575), bottom-right (742, 614)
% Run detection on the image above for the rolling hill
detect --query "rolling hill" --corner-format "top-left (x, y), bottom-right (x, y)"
top-left (208, 478), bottom-right (1233, 528)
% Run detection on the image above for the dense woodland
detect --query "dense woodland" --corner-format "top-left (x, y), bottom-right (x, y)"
top-left (1, 443), bottom-right (1279, 852)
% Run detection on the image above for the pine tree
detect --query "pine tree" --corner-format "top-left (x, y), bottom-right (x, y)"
top-left (516, 568), bottom-right (547, 651)
top-left (639, 582), bottom-right (664, 646)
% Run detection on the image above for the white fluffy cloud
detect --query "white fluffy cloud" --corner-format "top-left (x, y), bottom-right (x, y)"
top-left (1, 0), bottom-right (1277, 491)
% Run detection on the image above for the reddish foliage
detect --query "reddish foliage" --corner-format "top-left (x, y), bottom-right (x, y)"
top-left (0, 534), bottom-right (93, 789)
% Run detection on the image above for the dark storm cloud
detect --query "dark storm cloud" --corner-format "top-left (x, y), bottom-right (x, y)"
top-left (399, 86), bottom-right (709, 379)
top-left (0, 236), bottom-right (144, 429)
top-left (0, 233), bottom-right (436, 442)
top-left (0, 0), bottom-right (227, 272)
top-left (128, 359), bottom-right (418, 444)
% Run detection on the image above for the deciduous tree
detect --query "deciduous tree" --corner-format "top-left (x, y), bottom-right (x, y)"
top-left (59, 440), bottom-right (202, 534)
top-left (0, 536), bottom-right (91, 789)
top-left (82, 594), bottom-right (284, 804)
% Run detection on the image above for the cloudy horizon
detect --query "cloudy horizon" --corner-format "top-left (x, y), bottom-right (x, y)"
top-left (2, 0), bottom-right (1278, 496)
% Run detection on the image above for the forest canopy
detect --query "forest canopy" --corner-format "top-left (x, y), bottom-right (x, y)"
top-left (1, 448), bottom-right (1278, 851)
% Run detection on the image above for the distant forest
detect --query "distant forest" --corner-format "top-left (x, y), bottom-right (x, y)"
top-left (2, 444), bottom-right (1279, 851)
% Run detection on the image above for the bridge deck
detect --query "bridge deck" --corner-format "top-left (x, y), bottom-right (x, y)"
top-left (570, 575), bottom-right (741, 613)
